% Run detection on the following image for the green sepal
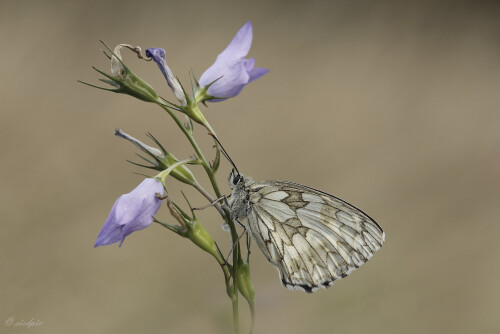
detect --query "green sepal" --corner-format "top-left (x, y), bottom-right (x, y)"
top-left (184, 115), bottom-right (194, 135)
top-left (134, 153), bottom-right (158, 167)
top-left (180, 100), bottom-right (209, 127)
top-left (153, 217), bottom-right (182, 234)
top-left (185, 219), bottom-right (220, 259)
top-left (156, 158), bottom-right (200, 188)
top-left (164, 154), bottom-right (199, 187)
top-left (194, 76), bottom-right (231, 103)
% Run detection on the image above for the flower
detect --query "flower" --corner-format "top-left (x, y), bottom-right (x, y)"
top-left (94, 178), bottom-right (164, 247)
top-left (198, 21), bottom-right (269, 101)
top-left (145, 48), bottom-right (187, 106)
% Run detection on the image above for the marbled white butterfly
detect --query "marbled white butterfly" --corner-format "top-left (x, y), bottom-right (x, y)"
top-left (227, 169), bottom-right (385, 293)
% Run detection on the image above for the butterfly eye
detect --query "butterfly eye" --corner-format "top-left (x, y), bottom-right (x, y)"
top-left (232, 175), bottom-right (241, 185)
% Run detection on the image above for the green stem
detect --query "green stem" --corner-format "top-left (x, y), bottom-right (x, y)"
top-left (158, 104), bottom-right (220, 194)
top-left (232, 292), bottom-right (240, 334)
top-left (249, 304), bottom-right (255, 334)
top-left (158, 103), bottom-right (242, 333)
top-left (232, 244), bottom-right (240, 334)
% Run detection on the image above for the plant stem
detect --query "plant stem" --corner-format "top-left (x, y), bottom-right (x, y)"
top-left (158, 105), bottom-right (220, 194)
top-left (158, 103), bottom-right (242, 333)
top-left (232, 292), bottom-right (240, 334)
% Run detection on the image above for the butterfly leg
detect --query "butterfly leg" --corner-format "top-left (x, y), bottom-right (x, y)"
top-left (235, 218), bottom-right (246, 229)
top-left (234, 218), bottom-right (252, 261)
top-left (225, 223), bottom-right (248, 262)
top-left (214, 240), bottom-right (230, 268)
top-left (193, 195), bottom-right (229, 211)
top-left (246, 232), bottom-right (252, 262)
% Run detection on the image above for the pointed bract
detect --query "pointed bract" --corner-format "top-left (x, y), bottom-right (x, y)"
top-left (199, 21), bottom-right (269, 102)
top-left (94, 178), bottom-right (164, 247)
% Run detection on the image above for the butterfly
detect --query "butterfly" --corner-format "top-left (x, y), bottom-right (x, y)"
top-left (227, 169), bottom-right (385, 293)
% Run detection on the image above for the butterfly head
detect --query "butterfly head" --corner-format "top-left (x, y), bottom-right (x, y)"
top-left (228, 168), bottom-right (244, 190)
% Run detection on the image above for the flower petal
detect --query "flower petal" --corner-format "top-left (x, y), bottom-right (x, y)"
top-left (247, 67), bottom-right (269, 83)
top-left (205, 61), bottom-right (249, 99)
top-left (146, 48), bottom-right (187, 106)
top-left (218, 21), bottom-right (253, 61)
top-left (244, 58), bottom-right (255, 72)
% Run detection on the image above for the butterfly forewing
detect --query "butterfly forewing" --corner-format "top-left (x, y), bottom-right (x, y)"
top-left (240, 180), bottom-right (385, 293)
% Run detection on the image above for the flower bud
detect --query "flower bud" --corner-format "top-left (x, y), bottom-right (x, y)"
top-left (186, 218), bottom-right (220, 260)
top-left (236, 260), bottom-right (255, 311)
top-left (115, 128), bottom-right (198, 187)
top-left (163, 198), bottom-right (223, 264)
top-left (80, 42), bottom-right (160, 103)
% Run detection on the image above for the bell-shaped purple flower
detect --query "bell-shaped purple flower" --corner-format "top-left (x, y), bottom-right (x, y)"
top-left (94, 178), bottom-right (164, 247)
top-left (199, 21), bottom-right (269, 101)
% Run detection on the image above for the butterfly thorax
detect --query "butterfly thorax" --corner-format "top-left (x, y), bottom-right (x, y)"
top-left (228, 173), bottom-right (255, 220)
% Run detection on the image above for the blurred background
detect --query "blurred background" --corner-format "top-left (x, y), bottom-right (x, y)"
top-left (1, 0), bottom-right (499, 333)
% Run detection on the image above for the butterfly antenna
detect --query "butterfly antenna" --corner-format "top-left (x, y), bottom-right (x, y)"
top-left (210, 134), bottom-right (240, 175)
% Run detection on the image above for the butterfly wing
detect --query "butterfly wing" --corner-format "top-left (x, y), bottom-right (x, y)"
top-left (245, 181), bottom-right (385, 293)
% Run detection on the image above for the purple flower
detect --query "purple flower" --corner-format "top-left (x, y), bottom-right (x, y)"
top-left (145, 48), bottom-right (187, 106)
top-left (94, 178), bottom-right (164, 247)
top-left (199, 21), bottom-right (269, 101)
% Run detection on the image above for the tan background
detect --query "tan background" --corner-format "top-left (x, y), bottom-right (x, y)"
top-left (1, 0), bottom-right (499, 333)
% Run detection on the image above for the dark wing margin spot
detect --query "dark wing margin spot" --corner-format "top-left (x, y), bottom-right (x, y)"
top-left (300, 284), bottom-right (313, 293)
